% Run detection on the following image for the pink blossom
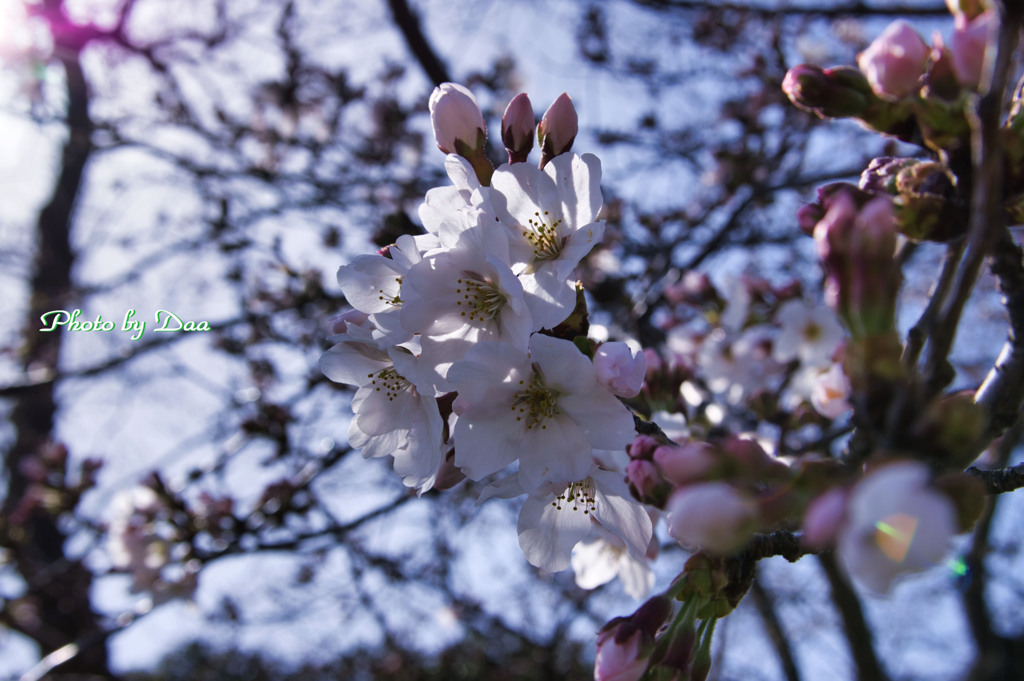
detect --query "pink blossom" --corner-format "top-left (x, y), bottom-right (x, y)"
top-left (429, 83), bottom-right (486, 155)
top-left (595, 628), bottom-right (647, 681)
top-left (626, 459), bottom-right (661, 498)
top-left (501, 93), bottom-right (535, 163)
top-left (537, 92), bottom-right (578, 166)
top-left (594, 342), bottom-right (647, 397)
top-left (653, 442), bottom-right (716, 487)
top-left (951, 10), bottom-right (997, 90)
top-left (802, 487), bottom-right (850, 549)
top-left (665, 482), bottom-right (758, 554)
top-left (857, 20), bottom-right (930, 99)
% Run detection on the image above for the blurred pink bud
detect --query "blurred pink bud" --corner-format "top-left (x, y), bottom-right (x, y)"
top-left (429, 83), bottom-right (486, 155)
top-left (653, 442), bottom-right (716, 487)
top-left (537, 92), bottom-right (578, 167)
top-left (501, 93), bottom-right (534, 163)
top-left (666, 482), bottom-right (758, 554)
top-left (594, 627), bottom-right (646, 681)
top-left (626, 459), bottom-right (661, 498)
top-left (951, 10), bottom-right (997, 90)
top-left (643, 348), bottom-right (663, 377)
top-left (857, 20), bottom-right (930, 99)
top-left (595, 342), bottom-right (647, 397)
top-left (628, 434), bottom-right (660, 460)
top-left (719, 436), bottom-right (788, 479)
top-left (802, 487), bottom-right (850, 549)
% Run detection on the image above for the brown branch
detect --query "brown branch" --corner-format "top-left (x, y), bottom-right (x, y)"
top-left (965, 462), bottom-right (1024, 495)
top-left (2, 35), bottom-right (120, 679)
top-left (633, 0), bottom-right (950, 19)
top-left (817, 553), bottom-right (890, 681)
top-left (922, 8), bottom-right (1018, 396)
top-left (386, 0), bottom-right (451, 87)
top-left (974, 231), bottom-right (1024, 437)
top-left (751, 575), bottom-right (802, 681)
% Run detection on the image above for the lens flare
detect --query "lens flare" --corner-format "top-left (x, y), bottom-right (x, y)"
top-left (873, 512), bottom-right (918, 563)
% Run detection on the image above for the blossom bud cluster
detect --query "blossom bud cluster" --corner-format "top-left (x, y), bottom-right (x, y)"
top-left (322, 84), bottom-right (653, 580)
top-left (107, 485), bottom-right (199, 601)
top-left (784, 11), bottom-right (1000, 154)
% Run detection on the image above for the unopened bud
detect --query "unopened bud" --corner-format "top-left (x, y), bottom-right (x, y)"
top-left (429, 83), bottom-right (493, 185)
top-left (814, 193), bottom-right (900, 336)
top-left (429, 82), bottom-right (486, 155)
top-left (783, 64), bottom-right (872, 119)
top-left (537, 92), bottom-right (578, 168)
top-left (666, 482), bottom-right (758, 555)
top-left (951, 10), bottom-right (997, 91)
top-left (501, 93), bottom-right (534, 163)
top-left (654, 442), bottom-right (717, 487)
top-left (857, 20), bottom-right (930, 100)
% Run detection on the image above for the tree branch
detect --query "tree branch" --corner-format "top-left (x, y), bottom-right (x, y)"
top-left (817, 553), bottom-right (890, 681)
top-left (386, 0), bottom-right (451, 87)
top-left (751, 575), bottom-right (802, 681)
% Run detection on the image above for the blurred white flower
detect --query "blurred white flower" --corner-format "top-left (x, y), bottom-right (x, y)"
top-left (773, 299), bottom-right (844, 367)
top-left (838, 461), bottom-right (957, 593)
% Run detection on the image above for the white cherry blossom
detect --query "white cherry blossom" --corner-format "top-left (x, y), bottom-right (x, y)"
top-left (335, 233), bottom-right (439, 348)
top-left (490, 152), bottom-right (605, 328)
top-left (510, 468), bottom-right (653, 574)
top-left (319, 328), bottom-right (443, 493)
top-left (447, 334), bottom-right (635, 492)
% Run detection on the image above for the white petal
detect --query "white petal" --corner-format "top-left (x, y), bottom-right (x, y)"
top-left (518, 493), bottom-right (593, 572)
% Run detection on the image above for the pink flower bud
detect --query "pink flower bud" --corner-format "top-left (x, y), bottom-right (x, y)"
top-left (537, 92), bottom-right (578, 167)
top-left (814, 193), bottom-right (899, 336)
top-left (666, 482), bottom-right (758, 554)
top-left (626, 459), bottom-right (661, 498)
top-left (857, 20), bottom-right (930, 99)
top-left (594, 627), bottom-right (647, 681)
top-left (802, 487), bottom-right (850, 549)
top-left (595, 342), bottom-right (647, 397)
top-left (782, 65), bottom-right (872, 119)
top-left (501, 93), bottom-right (534, 163)
top-left (429, 82), bottom-right (486, 155)
top-left (594, 599), bottom-right (670, 681)
top-left (628, 434), bottom-right (660, 460)
top-left (951, 10), bottom-right (997, 90)
top-left (653, 443), bottom-right (716, 487)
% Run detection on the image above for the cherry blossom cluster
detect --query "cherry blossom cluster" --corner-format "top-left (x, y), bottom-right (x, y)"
top-left (315, 10), bottom-right (1010, 669)
top-left (319, 84), bottom-right (653, 581)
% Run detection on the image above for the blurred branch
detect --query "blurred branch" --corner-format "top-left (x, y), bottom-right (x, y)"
top-left (386, 0), bottom-right (451, 86)
top-left (633, 1), bottom-right (949, 18)
top-left (750, 575), bottom-right (802, 681)
top-left (2, 21), bottom-right (117, 677)
top-left (818, 553), bottom-right (890, 681)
